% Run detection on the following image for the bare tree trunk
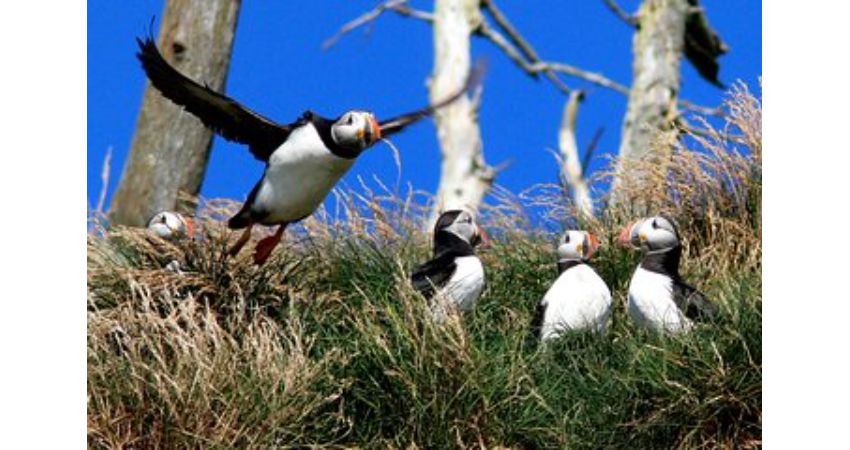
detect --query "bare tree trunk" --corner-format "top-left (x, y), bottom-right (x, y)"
top-left (109, 0), bottom-right (241, 227)
top-left (611, 0), bottom-right (688, 200)
top-left (428, 0), bottom-right (494, 223)
top-left (558, 91), bottom-right (594, 219)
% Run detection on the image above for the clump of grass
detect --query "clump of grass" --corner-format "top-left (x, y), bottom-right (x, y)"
top-left (88, 84), bottom-right (761, 448)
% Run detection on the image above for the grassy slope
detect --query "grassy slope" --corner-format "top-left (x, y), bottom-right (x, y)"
top-left (87, 85), bottom-right (761, 449)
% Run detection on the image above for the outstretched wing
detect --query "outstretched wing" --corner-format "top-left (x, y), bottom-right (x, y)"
top-left (378, 59), bottom-right (487, 137)
top-left (137, 37), bottom-right (293, 161)
top-left (411, 254), bottom-right (458, 300)
top-left (673, 280), bottom-right (719, 321)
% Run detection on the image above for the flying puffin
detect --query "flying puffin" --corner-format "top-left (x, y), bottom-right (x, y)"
top-left (528, 230), bottom-right (611, 342)
top-left (135, 38), bottom-right (483, 264)
top-left (618, 215), bottom-right (718, 333)
top-left (147, 211), bottom-right (194, 240)
top-left (411, 209), bottom-right (489, 322)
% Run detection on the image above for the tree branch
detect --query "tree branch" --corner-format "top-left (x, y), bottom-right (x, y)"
top-left (325, 0), bottom-right (723, 117)
top-left (558, 90), bottom-right (594, 218)
top-left (602, 0), bottom-right (639, 27)
top-left (322, 0), bottom-right (433, 50)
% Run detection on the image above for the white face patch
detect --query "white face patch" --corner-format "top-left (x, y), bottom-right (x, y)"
top-left (443, 209), bottom-right (479, 244)
top-left (331, 110), bottom-right (374, 150)
top-left (557, 230), bottom-right (588, 261)
top-left (636, 216), bottom-right (679, 251)
top-left (147, 211), bottom-right (187, 239)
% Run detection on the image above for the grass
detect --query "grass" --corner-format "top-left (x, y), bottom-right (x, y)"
top-left (87, 84), bottom-right (761, 448)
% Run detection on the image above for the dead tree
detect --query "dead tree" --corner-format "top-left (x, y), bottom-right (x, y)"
top-left (109, 0), bottom-right (241, 227)
top-left (428, 0), bottom-right (494, 219)
top-left (608, 0), bottom-right (728, 199)
top-left (326, 0), bottom-right (725, 217)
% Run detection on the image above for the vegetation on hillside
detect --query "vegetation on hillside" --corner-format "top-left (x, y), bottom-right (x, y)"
top-left (87, 84), bottom-right (761, 449)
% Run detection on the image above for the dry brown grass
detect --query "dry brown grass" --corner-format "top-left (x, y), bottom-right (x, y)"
top-left (87, 82), bottom-right (761, 448)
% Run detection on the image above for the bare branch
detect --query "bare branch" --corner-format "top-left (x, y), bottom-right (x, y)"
top-left (480, 0), bottom-right (538, 62)
top-left (602, 0), bottom-right (638, 27)
top-left (531, 61), bottom-right (630, 95)
top-left (558, 90), bottom-right (594, 218)
top-left (323, 0), bottom-right (433, 50)
top-left (582, 127), bottom-right (605, 177)
top-left (475, 19), bottom-right (571, 93)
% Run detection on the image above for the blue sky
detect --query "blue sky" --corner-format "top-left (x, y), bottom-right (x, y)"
top-left (88, 1), bottom-right (761, 213)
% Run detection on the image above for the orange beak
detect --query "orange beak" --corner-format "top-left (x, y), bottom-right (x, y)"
top-left (368, 114), bottom-right (382, 144)
top-left (184, 217), bottom-right (195, 238)
top-left (584, 232), bottom-right (600, 259)
top-left (618, 220), bottom-right (641, 247)
top-left (476, 226), bottom-right (491, 249)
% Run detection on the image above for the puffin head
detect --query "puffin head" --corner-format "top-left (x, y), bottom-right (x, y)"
top-left (558, 230), bottom-right (600, 262)
top-left (147, 211), bottom-right (192, 240)
top-left (618, 214), bottom-right (680, 252)
top-left (331, 110), bottom-right (381, 151)
top-left (434, 208), bottom-right (490, 248)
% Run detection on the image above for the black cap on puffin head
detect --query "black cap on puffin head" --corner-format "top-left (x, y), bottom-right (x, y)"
top-left (558, 230), bottom-right (601, 262)
top-left (618, 214), bottom-right (681, 252)
top-left (434, 208), bottom-right (490, 248)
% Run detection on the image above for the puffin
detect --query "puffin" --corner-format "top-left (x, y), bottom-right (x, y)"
top-left (618, 215), bottom-right (718, 333)
top-left (135, 38), bottom-right (483, 264)
top-left (147, 211), bottom-right (194, 240)
top-left (411, 209), bottom-right (489, 321)
top-left (529, 230), bottom-right (611, 342)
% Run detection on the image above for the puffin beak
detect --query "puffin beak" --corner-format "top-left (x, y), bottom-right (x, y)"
top-left (184, 217), bottom-right (195, 238)
top-left (363, 114), bottom-right (381, 146)
top-left (584, 232), bottom-right (600, 259)
top-left (618, 220), bottom-right (642, 248)
top-left (476, 226), bottom-right (491, 249)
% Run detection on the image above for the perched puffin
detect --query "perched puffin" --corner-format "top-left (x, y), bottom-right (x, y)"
top-left (619, 215), bottom-right (718, 333)
top-left (136, 38), bottom-right (482, 264)
top-left (411, 209), bottom-right (489, 321)
top-left (529, 230), bottom-right (611, 342)
top-left (147, 211), bottom-right (193, 240)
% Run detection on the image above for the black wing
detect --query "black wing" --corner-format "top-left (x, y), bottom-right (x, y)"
top-left (528, 299), bottom-right (548, 342)
top-left (411, 254), bottom-right (458, 300)
top-left (673, 280), bottom-right (719, 321)
top-left (378, 59), bottom-right (487, 137)
top-left (136, 37), bottom-right (293, 161)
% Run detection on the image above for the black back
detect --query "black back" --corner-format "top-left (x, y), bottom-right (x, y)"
top-left (640, 245), bottom-right (718, 321)
top-left (411, 230), bottom-right (476, 300)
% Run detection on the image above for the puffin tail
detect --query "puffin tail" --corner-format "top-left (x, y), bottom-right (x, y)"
top-left (228, 205), bottom-right (253, 229)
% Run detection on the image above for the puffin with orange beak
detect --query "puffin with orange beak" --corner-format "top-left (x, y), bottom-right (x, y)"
top-left (529, 230), bottom-right (612, 342)
top-left (411, 209), bottom-right (489, 322)
top-left (618, 215), bottom-right (718, 333)
top-left (135, 37), bottom-right (483, 264)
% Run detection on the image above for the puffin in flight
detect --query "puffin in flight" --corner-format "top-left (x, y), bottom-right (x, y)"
top-left (619, 215), bottom-right (718, 333)
top-left (529, 230), bottom-right (611, 342)
top-left (411, 209), bottom-right (488, 322)
top-left (136, 37), bottom-right (483, 264)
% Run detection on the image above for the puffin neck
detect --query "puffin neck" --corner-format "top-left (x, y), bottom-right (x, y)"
top-left (433, 230), bottom-right (475, 257)
top-left (640, 245), bottom-right (682, 277)
top-left (557, 259), bottom-right (584, 274)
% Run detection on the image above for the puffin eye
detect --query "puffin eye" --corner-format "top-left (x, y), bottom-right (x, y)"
top-left (563, 233), bottom-right (570, 243)
top-left (652, 219), bottom-right (659, 229)
top-left (346, 115), bottom-right (354, 125)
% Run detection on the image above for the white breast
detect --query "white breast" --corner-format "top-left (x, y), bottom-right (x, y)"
top-left (254, 123), bottom-right (355, 223)
top-left (627, 267), bottom-right (691, 333)
top-left (438, 256), bottom-right (485, 313)
top-left (540, 264), bottom-right (612, 340)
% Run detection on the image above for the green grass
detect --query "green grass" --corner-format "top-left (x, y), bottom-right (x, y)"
top-left (87, 83), bottom-right (761, 448)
